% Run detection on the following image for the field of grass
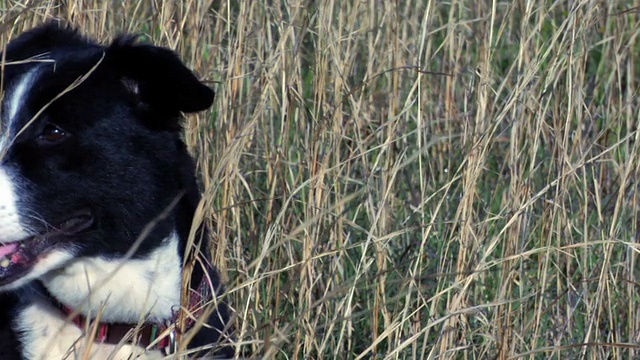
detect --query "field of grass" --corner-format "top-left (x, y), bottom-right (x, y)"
top-left (3, 0), bottom-right (640, 359)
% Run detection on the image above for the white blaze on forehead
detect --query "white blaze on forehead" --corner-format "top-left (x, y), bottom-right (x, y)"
top-left (0, 166), bottom-right (29, 243)
top-left (6, 67), bottom-right (38, 124)
top-left (0, 67), bottom-right (39, 155)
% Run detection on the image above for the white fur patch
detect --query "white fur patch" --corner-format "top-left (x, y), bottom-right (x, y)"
top-left (16, 234), bottom-right (182, 360)
top-left (41, 233), bottom-right (182, 323)
top-left (0, 166), bottom-right (29, 243)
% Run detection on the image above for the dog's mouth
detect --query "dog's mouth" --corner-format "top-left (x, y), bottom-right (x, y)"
top-left (0, 210), bottom-right (93, 285)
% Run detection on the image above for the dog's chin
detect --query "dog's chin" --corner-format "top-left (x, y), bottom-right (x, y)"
top-left (0, 212), bottom-right (93, 288)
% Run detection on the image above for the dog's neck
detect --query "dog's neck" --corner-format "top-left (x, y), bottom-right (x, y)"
top-left (39, 233), bottom-right (182, 324)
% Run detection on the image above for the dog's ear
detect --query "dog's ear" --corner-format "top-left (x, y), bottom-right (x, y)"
top-left (107, 36), bottom-right (214, 113)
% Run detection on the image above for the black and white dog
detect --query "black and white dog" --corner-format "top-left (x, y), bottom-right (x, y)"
top-left (0, 24), bottom-right (232, 359)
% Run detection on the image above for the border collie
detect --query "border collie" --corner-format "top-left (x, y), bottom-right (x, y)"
top-left (0, 24), bottom-right (232, 359)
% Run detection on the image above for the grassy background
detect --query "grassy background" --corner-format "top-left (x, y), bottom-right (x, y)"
top-left (3, 0), bottom-right (640, 359)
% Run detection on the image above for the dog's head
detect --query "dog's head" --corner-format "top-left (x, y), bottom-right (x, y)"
top-left (0, 24), bottom-right (213, 289)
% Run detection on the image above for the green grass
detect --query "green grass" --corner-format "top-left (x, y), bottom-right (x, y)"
top-left (3, 0), bottom-right (640, 359)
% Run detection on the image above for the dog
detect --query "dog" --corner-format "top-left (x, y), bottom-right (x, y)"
top-left (0, 24), bottom-right (232, 359)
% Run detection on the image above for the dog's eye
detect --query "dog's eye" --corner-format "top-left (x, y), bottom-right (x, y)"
top-left (38, 124), bottom-right (67, 144)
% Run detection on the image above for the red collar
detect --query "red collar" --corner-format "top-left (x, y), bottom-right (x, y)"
top-left (65, 311), bottom-right (173, 351)
top-left (62, 260), bottom-right (214, 354)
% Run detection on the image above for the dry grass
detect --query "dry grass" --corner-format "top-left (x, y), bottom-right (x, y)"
top-left (3, 0), bottom-right (640, 359)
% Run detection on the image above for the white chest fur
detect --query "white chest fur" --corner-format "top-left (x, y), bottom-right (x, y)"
top-left (15, 299), bottom-right (164, 360)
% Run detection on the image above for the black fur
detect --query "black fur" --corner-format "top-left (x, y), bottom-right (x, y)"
top-left (0, 24), bottom-right (231, 359)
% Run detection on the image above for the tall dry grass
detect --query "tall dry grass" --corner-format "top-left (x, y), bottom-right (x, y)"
top-left (2, 0), bottom-right (640, 359)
